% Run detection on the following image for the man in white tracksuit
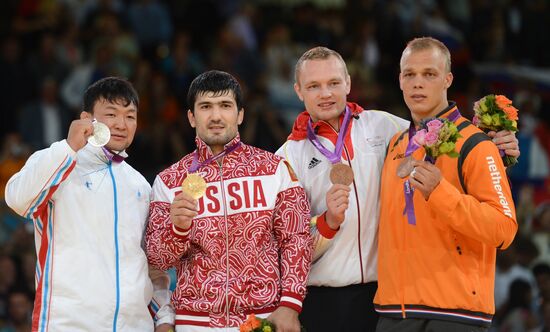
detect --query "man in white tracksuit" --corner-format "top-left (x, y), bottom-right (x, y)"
top-left (5, 77), bottom-right (174, 331)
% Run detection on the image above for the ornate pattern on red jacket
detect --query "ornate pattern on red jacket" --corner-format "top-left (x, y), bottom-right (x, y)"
top-left (145, 135), bottom-right (312, 327)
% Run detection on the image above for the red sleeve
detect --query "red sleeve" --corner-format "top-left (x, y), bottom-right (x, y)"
top-left (145, 199), bottom-right (192, 271)
top-left (272, 180), bottom-right (312, 313)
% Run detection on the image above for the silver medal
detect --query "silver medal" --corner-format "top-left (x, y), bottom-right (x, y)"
top-left (87, 120), bottom-right (110, 147)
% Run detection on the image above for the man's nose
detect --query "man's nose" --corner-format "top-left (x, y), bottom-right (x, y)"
top-left (320, 85), bottom-right (332, 98)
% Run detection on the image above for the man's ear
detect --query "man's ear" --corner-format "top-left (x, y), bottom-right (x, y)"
top-left (237, 108), bottom-right (244, 125)
top-left (294, 83), bottom-right (304, 102)
top-left (187, 109), bottom-right (196, 128)
top-left (445, 72), bottom-right (454, 89)
top-left (80, 111), bottom-right (92, 120)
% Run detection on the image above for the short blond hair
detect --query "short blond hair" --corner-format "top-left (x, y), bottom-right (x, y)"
top-left (401, 37), bottom-right (451, 72)
top-left (295, 46), bottom-right (349, 83)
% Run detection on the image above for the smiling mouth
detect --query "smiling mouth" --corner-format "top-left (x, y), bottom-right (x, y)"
top-left (209, 127), bottom-right (225, 134)
top-left (318, 102), bottom-right (335, 108)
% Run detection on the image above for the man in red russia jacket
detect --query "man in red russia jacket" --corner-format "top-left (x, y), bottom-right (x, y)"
top-left (145, 70), bottom-right (312, 332)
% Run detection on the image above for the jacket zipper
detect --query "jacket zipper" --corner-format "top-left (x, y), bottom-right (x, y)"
top-left (343, 146), bottom-right (363, 283)
top-left (398, 142), bottom-right (407, 318)
top-left (218, 161), bottom-right (231, 327)
top-left (322, 119), bottom-right (365, 283)
top-left (107, 162), bottom-right (121, 332)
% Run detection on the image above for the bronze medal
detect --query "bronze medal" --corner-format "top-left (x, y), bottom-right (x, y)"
top-left (181, 173), bottom-right (207, 199)
top-left (330, 163), bottom-right (354, 186)
top-left (396, 156), bottom-right (414, 178)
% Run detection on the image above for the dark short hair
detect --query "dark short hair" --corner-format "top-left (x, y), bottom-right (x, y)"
top-left (82, 77), bottom-right (139, 114)
top-left (187, 70), bottom-right (243, 112)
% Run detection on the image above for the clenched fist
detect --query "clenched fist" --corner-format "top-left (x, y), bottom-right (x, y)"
top-left (67, 112), bottom-right (94, 152)
top-left (170, 191), bottom-right (198, 230)
top-left (325, 183), bottom-right (351, 230)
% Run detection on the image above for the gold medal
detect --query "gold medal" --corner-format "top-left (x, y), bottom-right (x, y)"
top-left (396, 156), bottom-right (414, 178)
top-left (181, 173), bottom-right (206, 199)
top-left (329, 163), bottom-right (354, 186)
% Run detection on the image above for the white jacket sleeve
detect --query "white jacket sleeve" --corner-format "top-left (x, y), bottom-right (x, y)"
top-left (5, 140), bottom-right (77, 219)
top-left (149, 266), bottom-right (175, 326)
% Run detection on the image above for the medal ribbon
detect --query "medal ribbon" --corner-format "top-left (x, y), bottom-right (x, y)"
top-left (403, 108), bottom-right (462, 225)
top-left (102, 147), bottom-right (125, 163)
top-left (189, 142), bottom-right (242, 172)
top-left (306, 106), bottom-right (352, 164)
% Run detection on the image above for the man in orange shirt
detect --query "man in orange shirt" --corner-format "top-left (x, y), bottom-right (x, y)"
top-left (374, 37), bottom-right (518, 332)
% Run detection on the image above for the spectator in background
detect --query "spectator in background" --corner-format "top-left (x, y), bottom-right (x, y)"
top-left (539, 299), bottom-right (550, 332)
top-left (533, 263), bottom-right (550, 307)
top-left (160, 31), bottom-right (204, 108)
top-left (0, 134), bottom-right (30, 249)
top-left (495, 239), bottom-right (539, 311)
top-left (0, 289), bottom-right (32, 332)
top-left (18, 77), bottom-right (73, 151)
top-left (0, 255), bottom-right (17, 325)
top-left (26, 32), bottom-right (69, 97)
top-left (55, 17), bottom-right (84, 68)
top-left (508, 84), bottom-right (550, 188)
top-left (93, 12), bottom-right (139, 79)
top-left (0, 36), bottom-right (29, 142)
top-left (495, 279), bottom-right (539, 332)
top-left (227, 2), bottom-right (258, 52)
top-left (61, 41), bottom-right (117, 111)
top-left (128, 0), bottom-right (172, 61)
top-left (264, 24), bottom-right (304, 131)
top-left (532, 202), bottom-right (550, 265)
top-left (209, 21), bottom-right (263, 92)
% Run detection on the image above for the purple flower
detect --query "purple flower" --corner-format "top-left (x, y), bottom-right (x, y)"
top-left (473, 115), bottom-right (480, 126)
top-left (425, 132), bottom-right (438, 146)
top-left (426, 119), bottom-right (444, 133)
top-left (413, 129), bottom-right (427, 146)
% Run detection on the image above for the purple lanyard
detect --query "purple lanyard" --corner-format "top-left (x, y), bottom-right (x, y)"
top-left (189, 142), bottom-right (242, 172)
top-left (306, 106), bottom-right (352, 164)
top-left (102, 147), bottom-right (125, 163)
top-left (403, 108), bottom-right (461, 226)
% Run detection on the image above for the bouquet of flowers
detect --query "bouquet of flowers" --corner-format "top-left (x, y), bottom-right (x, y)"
top-left (473, 94), bottom-right (519, 166)
top-left (412, 118), bottom-right (462, 162)
top-left (239, 314), bottom-right (275, 332)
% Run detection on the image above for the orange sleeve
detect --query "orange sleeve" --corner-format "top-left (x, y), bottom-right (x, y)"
top-left (427, 140), bottom-right (517, 249)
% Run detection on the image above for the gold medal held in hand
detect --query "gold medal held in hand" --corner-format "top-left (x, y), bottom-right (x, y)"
top-left (181, 173), bottom-right (206, 199)
top-left (329, 163), bottom-right (354, 186)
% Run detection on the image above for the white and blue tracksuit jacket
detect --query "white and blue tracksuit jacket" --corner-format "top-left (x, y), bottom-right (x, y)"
top-left (5, 140), bottom-right (172, 331)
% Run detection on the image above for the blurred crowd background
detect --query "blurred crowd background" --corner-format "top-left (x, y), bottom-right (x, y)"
top-left (0, 0), bottom-right (549, 331)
